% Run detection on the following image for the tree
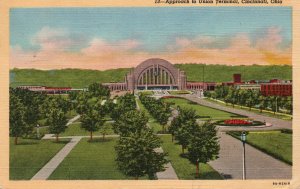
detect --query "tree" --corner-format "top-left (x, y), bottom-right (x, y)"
top-left (111, 93), bottom-right (137, 121)
top-left (99, 123), bottom-right (110, 140)
top-left (172, 107), bottom-right (198, 153)
top-left (176, 121), bottom-right (197, 154)
top-left (157, 103), bottom-right (171, 133)
top-left (115, 129), bottom-right (168, 179)
top-left (47, 108), bottom-right (68, 142)
top-left (169, 117), bottom-right (180, 142)
top-left (9, 95), bottom-right (26, 145)
top-left (113, 110), bottom-right (148, 136)
top-left (284, 96), bottom-right (293, 114)
top-left (88, 83), bottom-right (110, 98)
top-left (269, 96), bottom-right (278, 114)
top-left (81, 105), bottom-right (106, 141)
top-left (187, 121), bottom-right (220, 178)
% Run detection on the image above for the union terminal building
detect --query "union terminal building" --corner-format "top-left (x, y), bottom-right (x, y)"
top-left (103, 58), bottom-right (216, 91)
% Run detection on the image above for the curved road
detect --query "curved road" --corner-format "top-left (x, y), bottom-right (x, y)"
top-left (184, 94), bottom-right (292, 130)
top-left (183, 94), bottom-right (292, 180)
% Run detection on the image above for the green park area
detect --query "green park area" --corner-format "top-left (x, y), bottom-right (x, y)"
top-left (160, 135), bottom-right (223, 179)
top-left (48, 138), bottom-right (145, 180)
top-left (9, 80), bottom-right (292, 180)
top-left (10, 138), bottom-right (69, 180)
top-left (163, 97), bottom-right (243, 120)
top-left (227, 130), bottom-right (292, 165)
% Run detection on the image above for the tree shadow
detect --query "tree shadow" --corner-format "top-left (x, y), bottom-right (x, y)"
top-left (51, 140), bottom-right (70, 144)
top-left (179, 153), bottom-right (189, 159)
top-left (15, 141), bottom-right (39, 145)
top-left (87, 137), bottom-right (113, 143)
top-left (192, 171), bottom-right (224, 180)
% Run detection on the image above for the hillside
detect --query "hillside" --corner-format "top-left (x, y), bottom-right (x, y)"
top-left (175, 64), bottom-right (292, 82)
top-left (10, 64), bottom-right (292, 88)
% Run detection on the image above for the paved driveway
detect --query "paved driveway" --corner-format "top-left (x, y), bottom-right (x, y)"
top-left (209, 132), bottom-right (292, 179)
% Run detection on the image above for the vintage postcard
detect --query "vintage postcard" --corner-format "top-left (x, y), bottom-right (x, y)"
top-left (0, 0), bottom-right (299, 189)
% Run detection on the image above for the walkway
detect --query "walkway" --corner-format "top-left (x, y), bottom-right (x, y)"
top-left (155, 147), bottom-right (178, 180)
top-left (66, 115), bottom-right (81, 126)
top-left (208, 132), bottom-right (292, 179)
top-left (136, 96), bottom-right (179, 179)
top-left (184, 94), bottom-right (292, 130)
top-left (31, 136), bottom-right (82, 180)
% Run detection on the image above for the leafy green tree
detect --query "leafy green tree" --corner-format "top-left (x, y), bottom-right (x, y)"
top-left (99, 123), bottom-right (110, 140)
top-left (9, 95), bottom-right (26, 145)
top-left (140, 95), bottom-right (172, 132)
top-left (284, 96), bottom-right (293, 114)
top-left (258, 95), bottom-right (268, 113)
top-left (269, 96), bottom-right (278, 114)
top-left (176, 121), bottom-right (197, 154)
top-left (81, 105), bottom-right (106, 141)
top-left (157, 103), bottom-right (171, 133)
top-left (171, 107), bottom-right (198, 152)
top-left (47, 108), bottom-right (68, 142)
top-left (238, 89), bottom-right (247, 108)
top-left (115, 129), bottom-right (168, 179)
top-left (88, 83), bottom-right (110, 98)
top-left (111, 93), bottom-right (137, 121)
top-left (113, 110), bottom-right (148, 136)
top-left (169, 117), bottom-right (180, 142)
top-left (187, 121), bottom-right (220, 178)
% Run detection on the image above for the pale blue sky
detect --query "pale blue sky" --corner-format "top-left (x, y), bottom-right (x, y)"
top-left (10, 7), bottom-right (292, 52)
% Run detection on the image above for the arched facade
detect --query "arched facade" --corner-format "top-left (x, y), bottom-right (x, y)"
top-left (126, 58), bottom-right (187, 90)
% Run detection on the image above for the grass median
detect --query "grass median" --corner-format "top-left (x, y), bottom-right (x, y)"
top-left (160, 135), bottom-right (223, 180)
top-left (163, 97), bottom-right (243, 120)
top-left (10, 137), bottom-right (69, 180)
top-left (227, 130), bottom-right (292, 165)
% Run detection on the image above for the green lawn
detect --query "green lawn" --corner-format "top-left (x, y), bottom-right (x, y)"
top-left (49, 138), bottom-right (148, 180)
top-left (227, 130), bottom-right (292, 165)
top-left (205, 98), bottom-right (292, 121)
top-left (10, 138), bottom-right (69, 180)
top-left (163, 97), bottom-right (243, 120)
top-left (138, 91), bottom-right (154, 95)
top-left (136, 98), bottom-right (162, 133)
top-left (60, 121), bottom-right (115, 137)
top-left (160, 135), bottom-right (223, 179)
top-left (168, 90), bottom-right (191, 95)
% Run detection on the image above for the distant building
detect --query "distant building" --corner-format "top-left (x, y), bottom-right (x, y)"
top-left (16, 85), bottom-right (81, 94)
top-left (260, 83), bottom-right (292, 96)
top-left (237, 84), bottom-right (261, 90)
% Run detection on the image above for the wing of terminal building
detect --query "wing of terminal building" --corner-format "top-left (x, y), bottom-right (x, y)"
top-left (16, 58), bottom-right (292, 96)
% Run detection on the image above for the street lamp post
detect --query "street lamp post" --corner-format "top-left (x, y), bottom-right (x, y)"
top-left (36, 124), bottom-right (40, 139)
top-left (241, 132), bottom-right (246, 180)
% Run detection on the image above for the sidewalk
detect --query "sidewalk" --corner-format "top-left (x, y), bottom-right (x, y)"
top-left (31, 136), bottom-right (82, 180)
